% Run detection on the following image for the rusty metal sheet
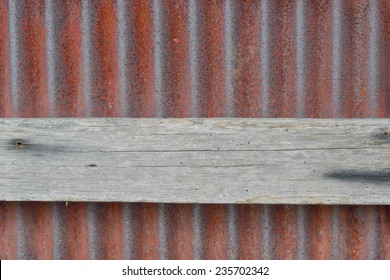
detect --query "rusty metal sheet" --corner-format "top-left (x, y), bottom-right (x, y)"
top-left (0, 0), bottom-right (389, 259)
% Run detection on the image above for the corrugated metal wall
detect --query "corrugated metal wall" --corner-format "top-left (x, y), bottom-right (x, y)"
top-left (0, 0), bottom-right (390, 259)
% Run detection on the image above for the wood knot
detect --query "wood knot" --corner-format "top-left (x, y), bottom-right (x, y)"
top-left (15, 140), bottom-right (27, 149)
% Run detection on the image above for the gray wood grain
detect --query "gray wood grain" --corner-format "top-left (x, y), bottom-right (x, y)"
top-left (0, 118), bottom-right (389, 204)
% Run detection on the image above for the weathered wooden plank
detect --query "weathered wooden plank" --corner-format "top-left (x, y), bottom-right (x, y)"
top-left (0, 118), bottom-right (389, 204)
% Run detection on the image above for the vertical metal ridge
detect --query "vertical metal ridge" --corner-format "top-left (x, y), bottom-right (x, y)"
top-left (192, 204), bottom-right (202, 260)
top-left (130, 203), bottom-right (160, 259)
top-left (345, 206), bottom-right (371, 259)
top-left (340, 0), bottom-right (370, 117)
top-left (7, 0), bottom-right (20, 116)
top-left (152, 0), bottom-right (163, 117)
top-left (6, 1), bottom-right (54, 261)
top-left (237, 205), bottom-right (262, 259)
top-left (377, 0), bottom-right (390, 117)
top-left (116, 0), bottom-right (131, 117)
top-left (46, 0), bottom-right (92, 255)
top-left (201, 204), bottom-right (229, 259)
top-left (57, 203), bottom-right (89, 260)
top-left (232, 0), bottom-right (263, 259)
top-left (260, 0), bottom-right (270, 117)
top-left (0, 0), bottom-right (13, 117)
top-left (99, 203), bottom-right (124, 259)
top-left (227, 204), bottom-right (238, 259)
top-left (81, 0), bottom-right (92, 116)
top-left (296, 205), bottom-right (308, 259)
top-left (308, 206), bottom-right (333, 259)
top-left (335, 207), bottom-right (349, 258)
top-left (0, 202), bottom-right (17, 259)
top-left (331, 205), bottom-right (341, 259)
top-left (295, 0), bottom-right (306, 117)
top-left (122, 0), bottom-right (155, 117)
top-left (164, 204), bottom-right (194, 259)
top-left (261, 205), bottom-right (272, 259)
top-left (158, 204), bottom-right (168, 259)
top-left (367, 0), bottom-right (379, 116)
top-left (52, 202), bottom-right (89, 260)
top-left (268, 0), bottom-right (297, 117)
top-left (80, 1), bottom-right (124, 259)
top-left (305, 0), bottom-right (333, 117)
top-left (86, 203), bottom-right (98, 259)
top-left (197, 0), bottom-right (227, 117)
top-left (223, 0), bottom-right (234, 117)
top-left (46, 0), bottom-right (84, 117)
top-left (272, 205), bottom-right (299, 259)
top-left (189, 0), bottom-right (200, 117)
top-left (44, 0), bottom-right (55, 116)
top-left (195, 0), bottom-right (230, 258)
top-left (15, 203), bottom-right (24, 259)
top-left (52, 202), bottom-right (64, 259)
top-left (87, 203), bottom-right (125, 259)
top-left (160, 0), bottom-right (191, 117)
top-left (18, 203), bottom-right (53, 259)
top-left (12, 0), bottom-right (49, 117)
top-left (378, 206), bottom-right (390, 258)
top-left (85, 0), bottom-right (119, 117)
top-left (230, 0), bottom-right (262, 117)
top-left (334, 206), bottom-right (379, 260)
top-left (123, 203), bottom-right (134, 259)
top-left (366, 206), bottom-right (380, 259)
top-left (7, 0), bottom-right (18, 117)
top-left (331, 0), bottom-right (342, 117)
top-left (87, 203), bottom-right (124, 259)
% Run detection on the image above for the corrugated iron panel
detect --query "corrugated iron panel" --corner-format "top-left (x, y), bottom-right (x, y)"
top-left (0, 0), bottom-right (390, 260)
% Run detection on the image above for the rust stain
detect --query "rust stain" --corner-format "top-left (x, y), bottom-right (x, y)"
top-left (305, 0), bottom-right (333, 117)
top-left (198, 0), bottom-right (227, 117)
top-left (340, 0), bottom-right (370, 117)
top-left (52, 0), bottom-right (84, 117)
top-left (58, 202), bottom-right (89, 260)
top-left (268, 0), bottom-right (297, 117)
top-left (165, 204), bottom-right (194, 259)
top-left (160, 0), bottom-right (191, 117)
top-left (201, 205), bottom-right (229, 259)
top-left (131, 203), bottom-right (160, 259)
top-left (379, 206), bottom-right (390, 259)
top-left (88, 203), bottom-right (124, 260)
top-left (126, 0), bottom-right (155, 117)
top-left (0, 202), bottom-right (16, 259)
top-left (17, 0), bottom-right (49, 117)
top-left (89, 0), bottom-right (119, 117)
top-left (308, 205), bottom-right (333, 259)
top-left (232, 0), bottom-right (262, 117)
top-left (0, 0), bottom-right (12, 117)
top-left (378, 0), bottom-right (390, 117)
top-left (237, 205), bottom-right (262, 259)
top-left (273, 205), bottom-right (299, 259)
top-left (19, 202), bottom-right (53, 259)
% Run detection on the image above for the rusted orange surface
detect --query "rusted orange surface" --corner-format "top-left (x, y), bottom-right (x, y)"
top-left (0, 0), bottom-right (389, 259)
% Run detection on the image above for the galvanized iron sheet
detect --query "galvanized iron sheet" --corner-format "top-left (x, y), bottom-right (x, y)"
top-left (0, 0), bottom-right (389, 259)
